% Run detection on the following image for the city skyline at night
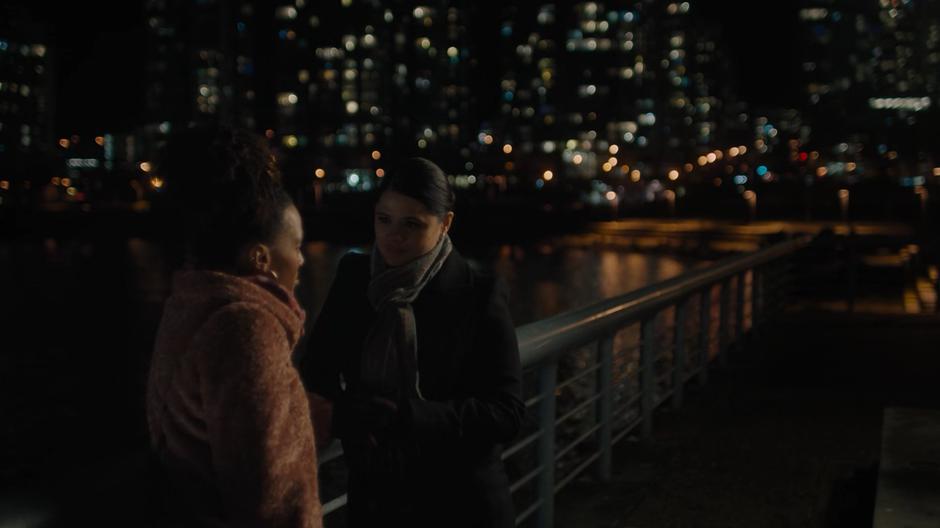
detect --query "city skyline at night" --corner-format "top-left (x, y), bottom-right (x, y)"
top-left (1, 1), bottom-right (938, 218)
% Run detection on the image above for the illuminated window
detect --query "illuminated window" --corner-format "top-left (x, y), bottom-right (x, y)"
top-left (277, 92), bottom-right (299, 106)
top-left (275, 6), bottom-right (297, 20)
top-left (537, 7), bottom-right (555, 25)
top-left (578, 84), bottom-right (597, 97)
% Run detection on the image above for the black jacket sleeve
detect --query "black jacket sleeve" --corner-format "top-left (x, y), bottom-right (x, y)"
top-left (298, 253), bottom-right (357, 401)
top-left (405, 277), bottom-right (525, 446)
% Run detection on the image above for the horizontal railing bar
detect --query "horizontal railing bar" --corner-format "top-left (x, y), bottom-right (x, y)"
top-left (612, 378), bottom-right (634, 392)
top-left (653, 388), bottom-right (674, 409)
top-left (556, 362), bottom-right (602, 392)
top-left (322, 493), bottom-right (348, 516)
top-left (556, 392), bottom-right (603, 427)
top-left (612, 417), bottom-right (643, 444)
top-left (554, 451), bottom-right (602, 494)
top-left (318, 441), bottom-right (344, 465)
top-left (611, 398), bottom-right (637, 412)
top-left (515, 499), bottom-right (542, 525)
top-left (524, 393), bottom-right (545, 408)
top-left (612, 394), bottom-right (642, 416)
top-left (502, 430), bottom-right (542, 460)
top-left (612, 383), bottom-right (637, 396)
top-left (517, 236), bottom-right (809, 367)
top-left (509, 465), bottom-right (544, 494)
top-left (555, 423), bottom-right (604, 461)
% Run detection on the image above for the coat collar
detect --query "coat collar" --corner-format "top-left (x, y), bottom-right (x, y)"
top-left (421, 248), bottom-right (472, 295)
top-left (171, 270), bottom-right (307, 346)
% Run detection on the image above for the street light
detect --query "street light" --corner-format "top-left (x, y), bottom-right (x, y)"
top-left (838, 188), bottom-right (849, 223)
top-left (664, 189), bottom-right (676, 217)
top-left (605, 190), bottom-right (618, 219)
top-left (742, 190), bottom-right (757, 223)
top-left (915, 186), bottom-right (928, 222)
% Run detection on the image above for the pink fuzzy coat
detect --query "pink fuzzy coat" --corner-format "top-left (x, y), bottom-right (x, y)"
top-left (147, 270), bottom-right (322, 528)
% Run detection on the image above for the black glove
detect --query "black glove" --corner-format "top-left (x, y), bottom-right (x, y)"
top-left (333, 392), bottom-right (403, 447)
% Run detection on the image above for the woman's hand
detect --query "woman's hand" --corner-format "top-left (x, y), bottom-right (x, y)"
top-left (334, 392), bottom-right (404, 447)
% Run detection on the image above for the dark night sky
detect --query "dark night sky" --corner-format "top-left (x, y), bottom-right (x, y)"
top-left (25, 1), bottom-right (802, 135)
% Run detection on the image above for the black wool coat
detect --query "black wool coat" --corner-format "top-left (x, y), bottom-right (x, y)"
top-left (299, 250), bottom-right (525, 528)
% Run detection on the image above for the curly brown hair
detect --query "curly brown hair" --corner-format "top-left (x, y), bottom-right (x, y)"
top-left (158, 125), bottom-right (295, 270)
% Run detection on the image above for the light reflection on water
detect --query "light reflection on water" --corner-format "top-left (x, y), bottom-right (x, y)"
top-left (297, 240), bottom-right (703, 328)
top-left (29, 237), bottom-right (703, 332)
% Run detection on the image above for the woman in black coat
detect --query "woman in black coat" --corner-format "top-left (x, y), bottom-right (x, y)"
top-left (299, 158), bottom-right (525, 527)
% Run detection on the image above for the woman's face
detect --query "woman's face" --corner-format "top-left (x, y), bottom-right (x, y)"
top-left (374, 190), bottom-right (453, 267)
top-left (267, 204), bottom-right (305, 291)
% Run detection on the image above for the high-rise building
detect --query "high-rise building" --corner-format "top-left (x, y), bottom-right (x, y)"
top-left (560, 1), bottom-right (654, 180)
top-left (648, 1), bottom-right (725, 165)
top-left (401, 3), bottom-right (476, 162)
top-left (271, 0), bottom-right (396, 193)
top-left (493, 0), bottom-right (734, 188)
top-left (798, 0), bottom-right (939, 163)
top-left (143, 0), bottom-right (263, 146)
top-left (273, 3), bottom-right (386, 152)
top-left (493, 2), bottom-right (563, 181)
top-left (136, 0), bottom-right (742, 199)
top-left (270, 1), bottom-right (481, 193)
top-left (0, 5), bottom-right (53, 207)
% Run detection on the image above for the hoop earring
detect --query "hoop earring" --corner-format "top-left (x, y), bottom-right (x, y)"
top-left (268, 269), bottom-right (279, 281)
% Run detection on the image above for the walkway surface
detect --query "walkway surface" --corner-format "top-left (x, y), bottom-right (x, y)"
top-left (554, 303), bottom-right (940, 528)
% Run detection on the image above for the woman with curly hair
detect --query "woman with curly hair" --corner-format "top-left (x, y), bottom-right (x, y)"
top-left (146, 126), bottom-right (322, 528)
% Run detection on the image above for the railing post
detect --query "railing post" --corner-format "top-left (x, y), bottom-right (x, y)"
top-left (766, 262), bottom-right (782, 317)
top-left (751, 267), bottom-right (762, 335)
top-left (536, 362), bottom-right (557, 528)
top-left (640, 316), bottom-right (656, 439)
top-left (719, 279), bottom-right (731, 367)
top-left (736, 272), bottom-right (746, 344)
top-left (595, 335), bottom-right (613, 482)
top-left (672, 300), bottom-right (687, 410)
top-left (698, 287), bottom-right (711, 387)
top-left (779, 257), bottom-right (794, 312)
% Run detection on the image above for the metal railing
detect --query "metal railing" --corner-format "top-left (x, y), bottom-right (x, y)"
top-left (317, 235), bottom-right (809, 526)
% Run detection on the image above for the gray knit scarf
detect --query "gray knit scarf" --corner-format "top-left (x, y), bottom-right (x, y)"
top-left (361, 234), bottom-right (453, 401)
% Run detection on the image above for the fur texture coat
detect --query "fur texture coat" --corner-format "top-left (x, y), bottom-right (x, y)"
top-left (147, 270), bottom-right (322, 528)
